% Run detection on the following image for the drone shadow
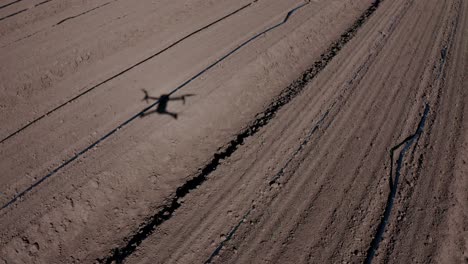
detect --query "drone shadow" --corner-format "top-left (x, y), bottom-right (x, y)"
top-left (140, 89), bottom-right (195, 119)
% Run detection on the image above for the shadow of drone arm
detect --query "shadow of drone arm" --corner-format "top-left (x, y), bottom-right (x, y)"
top-left (168, 94), bottom-right (195, 104)
top-left (141, 89), bottom-right (160, 103)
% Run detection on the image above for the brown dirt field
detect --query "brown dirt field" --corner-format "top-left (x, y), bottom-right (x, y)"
top-left (0, 0), bottom-right (467, 263)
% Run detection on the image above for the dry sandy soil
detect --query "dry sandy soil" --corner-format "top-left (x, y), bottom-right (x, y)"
top-left (0, 0), bottom-right (467, 263)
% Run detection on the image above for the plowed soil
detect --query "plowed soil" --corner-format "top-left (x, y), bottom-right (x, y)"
top-left (0, 0), bottom-right (467, 263)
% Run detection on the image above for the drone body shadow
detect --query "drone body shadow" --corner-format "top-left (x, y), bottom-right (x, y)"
top-left (140, 89), bottom-right (195, 119)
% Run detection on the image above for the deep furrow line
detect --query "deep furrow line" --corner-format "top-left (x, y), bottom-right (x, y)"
top-left (364, 104), bottom-right (430, 264)
top-left (0, 2), bottom-right (253, 144)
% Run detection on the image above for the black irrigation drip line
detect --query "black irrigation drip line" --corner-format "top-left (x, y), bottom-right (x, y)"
top-left (34, 0), bottom-right (51, 8)
top-left (364, 104), bottom-right (430, 264)
top-left (0, 7), bottom-right (26, 21)
top-left (0, 2), bottom-right (307, 211)
top-left (0, 2), bottom-right (252, 144)
top-left (0, 0), bottom-right (22, 10)
top-left (0, 0), bottom-right (54, 21)
top-left (168, 1), bottom-right (309, 97)
top-left (54, 1), bottom-right (114, 26)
